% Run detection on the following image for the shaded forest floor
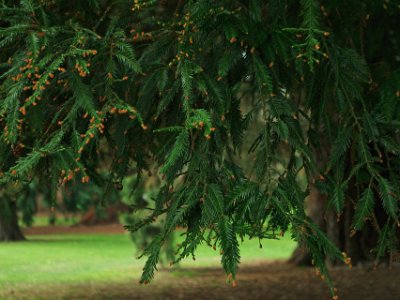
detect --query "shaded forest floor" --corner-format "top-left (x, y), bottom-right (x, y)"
top-left (2, 262), bottom-right (400, 300)
top-left (1, 225), bottom-right (399, 300)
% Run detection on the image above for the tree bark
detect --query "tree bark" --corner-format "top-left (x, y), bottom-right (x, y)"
top-left (0, 198), bottom-right (25, 242)
top-left (79, 203), bottom-right (130, 226)
top-left (290, 142), bottom-right (385, 266)
top-left (290, 180), bottom-right (384, 266)
top-left (289, 185), bottom-right (326, 265)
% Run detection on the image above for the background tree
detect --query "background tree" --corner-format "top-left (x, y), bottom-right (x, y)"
top-left (0, 184), bottom-right (26, 241)
top-left (1, 1), bottom-right (399, 298)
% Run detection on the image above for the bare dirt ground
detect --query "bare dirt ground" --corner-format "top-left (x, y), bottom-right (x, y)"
top-left (4, 262), bottom-right (400, 300)
top-left (13, 225), bottom-right (400, 300)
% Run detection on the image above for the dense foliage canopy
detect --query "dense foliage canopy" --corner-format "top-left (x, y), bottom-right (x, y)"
top-left (1, 1), bottom-right (400, 297)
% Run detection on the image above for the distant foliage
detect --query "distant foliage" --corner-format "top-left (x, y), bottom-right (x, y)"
top-left (1, 1), bottom-right (400, 298)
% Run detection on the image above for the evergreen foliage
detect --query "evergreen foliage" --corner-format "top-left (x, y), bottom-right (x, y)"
top-left (1, 1), bottom-right (400, 298)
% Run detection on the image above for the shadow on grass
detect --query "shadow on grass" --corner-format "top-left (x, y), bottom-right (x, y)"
top-left (3, 262), bottom-right (399, 300)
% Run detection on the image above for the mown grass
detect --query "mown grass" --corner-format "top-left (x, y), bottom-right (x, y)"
top-left (0, 232), bottom-right (296, 290)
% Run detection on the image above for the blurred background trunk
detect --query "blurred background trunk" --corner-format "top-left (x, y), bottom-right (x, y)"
top-left (290, 147), bottom-right (384, 266)
top-left (0, 198), bottom-right (25, 241)
top-left (290, 186), bottom-right (382, 266)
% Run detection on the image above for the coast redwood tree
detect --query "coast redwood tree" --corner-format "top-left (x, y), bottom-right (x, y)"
top-left (1, 1), bottom-right (399, 298)
top-left (0, 195), bottom-right (25, 241)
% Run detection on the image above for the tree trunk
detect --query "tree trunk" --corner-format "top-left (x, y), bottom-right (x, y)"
top-left (290, 143), bottom-right (385, 266)
top-left (290, 181), bottom-right (384, 266)
top-left (0, 198), bottom-right (25, 242)
top-left (79, 203), bottom-right (130, 226)
top-left (289, 185), bottom-right (326, 265)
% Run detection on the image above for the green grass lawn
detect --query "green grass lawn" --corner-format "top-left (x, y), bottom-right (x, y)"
top-left (0, 232), bottom-right (296, 299)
